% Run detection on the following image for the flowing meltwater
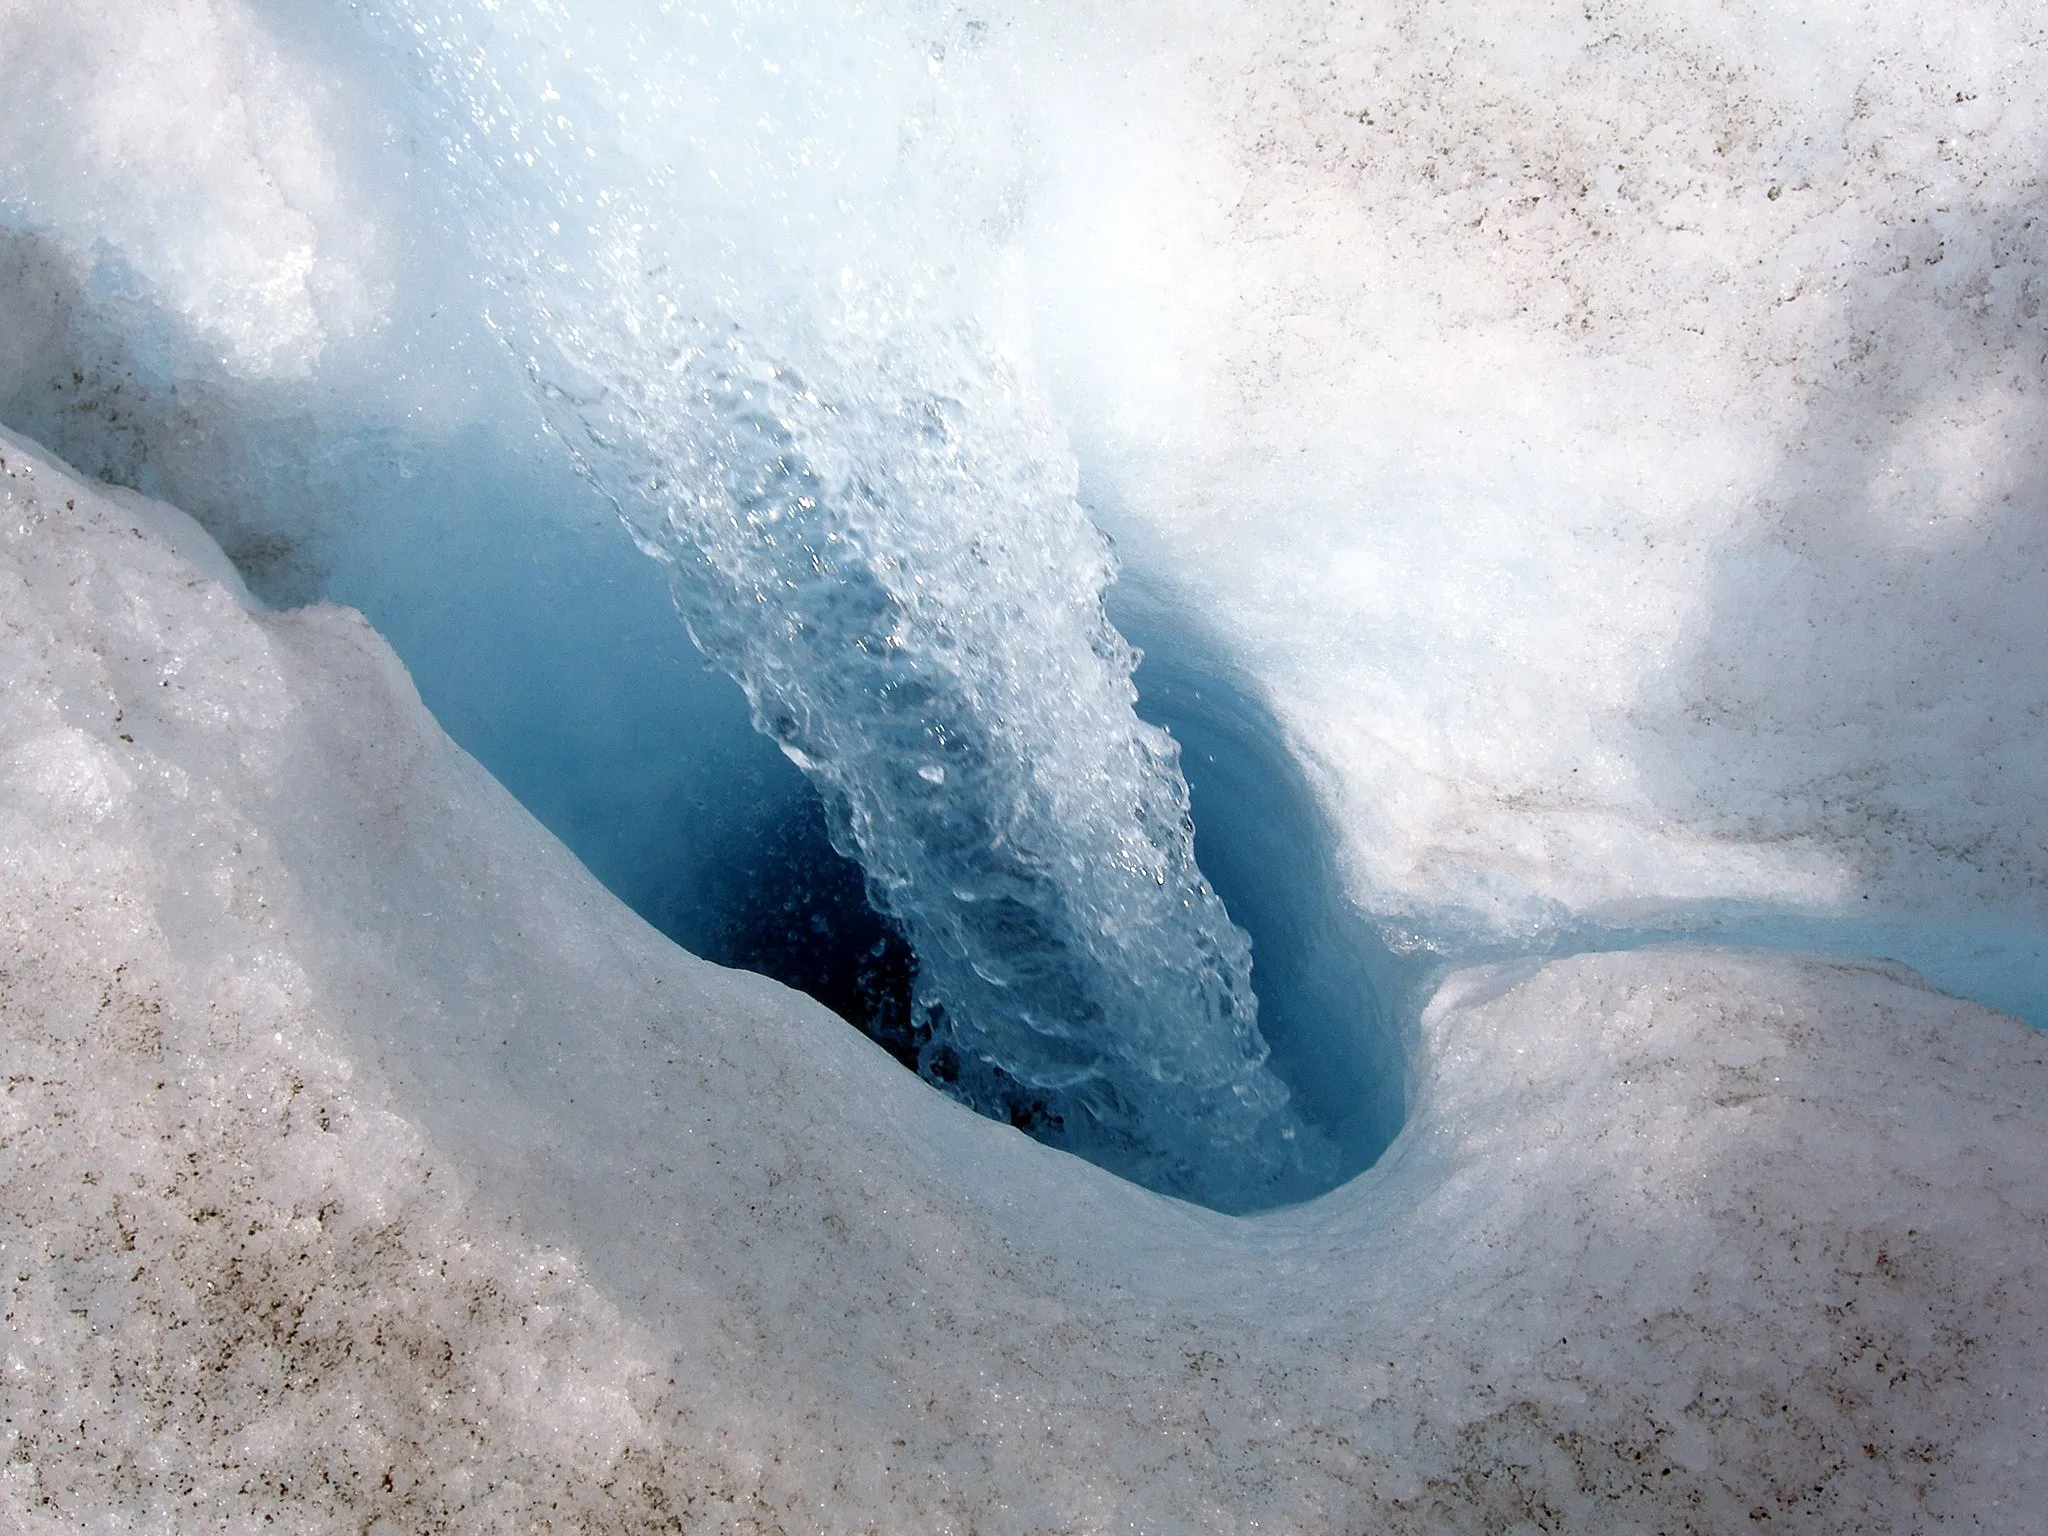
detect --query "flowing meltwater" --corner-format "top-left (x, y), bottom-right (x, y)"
top-left (379, 0), bottom-right (1331, 1209)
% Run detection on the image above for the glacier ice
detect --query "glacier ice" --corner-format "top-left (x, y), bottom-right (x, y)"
top-left (3, 0), bottom-right (2048, 1525)
top-left (4, 0), bottom-right (1358, 1209)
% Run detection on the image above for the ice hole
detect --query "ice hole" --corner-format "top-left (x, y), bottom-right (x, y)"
top-left (244, 439), bottom-right (1392, 1210)
top-left (0, 242), bottom-right (1398, 1210)
top-left (0, 0), bottom-right (1417, 1211)
top-left (594, 587), bottom-right (1406, 1201)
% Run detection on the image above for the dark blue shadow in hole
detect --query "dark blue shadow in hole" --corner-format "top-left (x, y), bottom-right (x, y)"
top-left (678, 782), bottom-right (928, 1072)
top-left (1112, 583), bottom-right (1411, 1184)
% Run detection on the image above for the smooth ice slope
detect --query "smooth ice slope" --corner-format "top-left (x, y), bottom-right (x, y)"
top-left (3, 436), bottom-right (2044, 1528)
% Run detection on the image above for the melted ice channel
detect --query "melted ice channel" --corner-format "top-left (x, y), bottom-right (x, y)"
top-left (376, 0), bottom-right (1329, 1210)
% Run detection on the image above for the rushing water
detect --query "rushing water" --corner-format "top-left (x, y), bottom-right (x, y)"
top-left (372, 0), bottom-right (1333, 1210)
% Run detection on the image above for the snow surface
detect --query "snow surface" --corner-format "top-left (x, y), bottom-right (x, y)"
top-left (4, 429), bottom-right (2045, 1528)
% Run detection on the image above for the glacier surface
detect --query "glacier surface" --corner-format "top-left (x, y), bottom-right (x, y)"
top-left (3, 0), bottom-right (2047, 1525)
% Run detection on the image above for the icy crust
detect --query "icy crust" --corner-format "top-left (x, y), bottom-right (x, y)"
top-left (4, 437), bottom-right (2043, 1529)
top-left (1026, 0), bottom-right (2048, 958)
top-left (0, 0), bottom-right (379, 379)
top-left (3, 0), bottom-right (2044, 1018)
top-left (0, 435), bottom-right (668, 1527)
